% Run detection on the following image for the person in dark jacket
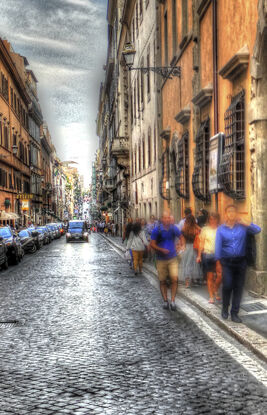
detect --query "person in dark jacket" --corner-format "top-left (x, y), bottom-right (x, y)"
top-left (215, 205), bottom-right (261, 323)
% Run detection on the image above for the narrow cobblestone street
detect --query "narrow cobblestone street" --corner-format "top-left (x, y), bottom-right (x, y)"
top-left (0, 235), bottom-right (266, 414)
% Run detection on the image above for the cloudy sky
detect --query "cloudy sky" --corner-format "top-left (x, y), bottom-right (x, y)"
top-left (0, 0), bottom-right (108, 185)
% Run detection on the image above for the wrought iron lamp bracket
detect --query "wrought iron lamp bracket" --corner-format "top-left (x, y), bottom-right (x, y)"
top-left (129, 66), bottom-right (181, 79)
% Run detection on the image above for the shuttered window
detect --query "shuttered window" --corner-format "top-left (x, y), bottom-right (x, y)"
top-left (175, 131), bottom-right (189, 199)
top-left (192, 118), bottom-right (210, 202)
top-left (218, 90), bottom-right (245, 199)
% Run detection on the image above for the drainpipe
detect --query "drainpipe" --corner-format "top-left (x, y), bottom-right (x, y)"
top-left (212, 0), bottom-right (219, 211)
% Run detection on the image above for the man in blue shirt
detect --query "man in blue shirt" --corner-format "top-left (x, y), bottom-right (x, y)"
top-left (151, 212), bottom-right (182, 311)
top-left (215, 205), bottom-right (261, 323)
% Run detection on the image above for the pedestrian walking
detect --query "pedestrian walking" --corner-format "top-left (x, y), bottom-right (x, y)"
top-left (196, 209), bottom-right (209, 228)
top-left (126, 222), bottom-right (149, 275)
top-left (112, 222), bottom-right (116, 237)
top-left (180, 214), bottom-right (202, 288)
top-left (197, 213), bottom-right (222, 303)
top-left (145, 215), bottom-right (158, 262)
top-left (150, 212), bottom-right (182, 311)
top-left (123, 218), bottom-right (133, 268)
top-left (177, 207), bottom-right (192, 231)
top-left (215, 205), bottom-right (261, 323)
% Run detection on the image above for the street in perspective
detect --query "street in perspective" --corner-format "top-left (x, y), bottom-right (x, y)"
top-left (0, 0), bottom-right (267, 414)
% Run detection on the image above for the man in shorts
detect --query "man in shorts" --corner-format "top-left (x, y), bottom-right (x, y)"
top-left (151, 212), bottom-right (182, 310)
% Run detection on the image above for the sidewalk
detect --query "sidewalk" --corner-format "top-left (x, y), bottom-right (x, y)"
top-left (101, 234), bottom-right (267, 363)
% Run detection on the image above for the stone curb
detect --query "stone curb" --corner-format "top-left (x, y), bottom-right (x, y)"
top-left (100, 234), bottom-right (267, 364)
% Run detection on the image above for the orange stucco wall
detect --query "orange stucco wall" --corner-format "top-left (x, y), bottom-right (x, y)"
top-left (160, 0), bottom-right (259, 222)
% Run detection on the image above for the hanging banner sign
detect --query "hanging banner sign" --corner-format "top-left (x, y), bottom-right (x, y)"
top-left (209, 133), bottom-right (224, 193)
top-left (22, 200), bottom-right (30, 211)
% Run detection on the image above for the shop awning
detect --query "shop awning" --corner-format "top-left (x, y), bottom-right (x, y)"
top-left (9, 213), bottom-right (20, 220)
top-left (0, 211), bottom-right (12, 220)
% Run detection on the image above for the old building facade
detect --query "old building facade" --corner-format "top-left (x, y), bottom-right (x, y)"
top-left (158, 0), bottom-right (267, 294)
top-left (0, 39), bottom-right (31, 225)
top-left (96, 0), bottom-right (131, 235)
top-left (129, 0), bottom-right (161, 220)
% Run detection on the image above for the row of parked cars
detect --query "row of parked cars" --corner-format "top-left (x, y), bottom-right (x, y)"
top-left (0, 223), bottom-right (66, 270)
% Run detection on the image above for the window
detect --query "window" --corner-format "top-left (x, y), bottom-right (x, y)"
top-left (160, 149), bottom-right (170, 200)
top-left (138, 142), bottom-right (141, 172)
top-left (172, 0), bottom-right (177, 54)
top-left (192, 118), bottom-right (210, 202)
top-left (3, 125), bottom-right (9, 149)
top-left (131, 150), bottom-right (134, 176)
top-left (137, 76), bottom-right (141, 114)
top-left (147, 48), bottom-right (151, 98)
top-left (148, 128), bottom-right (151, 166)
top-left (142, 136), bottom-right (146, 169)
top-left (1, 73), bottom-right (8, 102)
top-left (136, 2), bottom-right (139, 33)
top-left (154, 126), bottom-right (157, 163)
top-left (0, 120), bottom-right (2, 146)
top-left (134, 147), bottom-right (137, 175)
top-left (132, 18), bottom-right (135, 43)
top-left (139, 0), bottom-right (143, 21)
top-left (130, 93), bottom-right (133, 125)
top-left (24, 181), bottom-right (30, 193)
top-left (0, 168), bottom-right (7, 187)
top-left (141, 58), bottom-right (144, 108)
top-left (218, 90), bottom-right (245, 199)
top-left (135, 183), bottom-right (138, 204)
top-left (9, 174), bottom-right (13, 189)
top-left (19, 141), bottom-right (24, 162)
top-left (164, 12), bottom-right (169, 66)
top-left (10, 87), bottom-right (14, 108)
top-left (182, 0), bottom-right (188, 40)
top-left (133, 81), bottom-right (136, 121)
top-left (176, 131), bottom-right (189, 199)
top-left (151, 179), bottom-right (153, 195)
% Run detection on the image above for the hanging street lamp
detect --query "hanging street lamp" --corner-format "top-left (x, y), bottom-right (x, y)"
top-left (122, 42), bottom-right (181, 79)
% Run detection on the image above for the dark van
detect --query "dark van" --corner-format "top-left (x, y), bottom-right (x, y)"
top-left (66, 220), bottom-right (89, 243)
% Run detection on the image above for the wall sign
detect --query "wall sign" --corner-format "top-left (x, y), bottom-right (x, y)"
top-left (209, 133), bottom-right (224, 193)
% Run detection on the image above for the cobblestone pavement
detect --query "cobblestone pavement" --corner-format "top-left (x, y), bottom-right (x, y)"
top-left (0, 235), bottom-right (266, 415)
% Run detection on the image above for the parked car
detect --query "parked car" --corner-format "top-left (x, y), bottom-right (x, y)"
top-left (0, 226), bottom-right (24, 264)
top-left (36, 227), bottom-right (50, 245)
top-left (27, 228), bottom-right (43, 249)
top-left (46, 224), bottom-right (57, 240)
top-left (0, 236), bottom-right (8, 270)
top-left (51, 223), bottom-right (61, 239)
top-left (18, 230), bottom-right (37, 254)
top-left (66, 220), bottom-right (89, 243)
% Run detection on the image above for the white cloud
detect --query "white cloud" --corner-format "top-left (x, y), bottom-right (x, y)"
top-left (12, 33), bottom-right (74, 51)
top-left (0, 0), bottom-right (107, 185)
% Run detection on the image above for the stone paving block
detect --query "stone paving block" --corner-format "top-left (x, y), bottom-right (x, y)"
top-left (0, 237), bottom-right (266, 414)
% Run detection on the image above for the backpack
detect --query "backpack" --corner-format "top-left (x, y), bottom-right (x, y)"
top-left (246, 233), bottom-right (256, 267)
top-left (156, 225), bottom-right (177, 244)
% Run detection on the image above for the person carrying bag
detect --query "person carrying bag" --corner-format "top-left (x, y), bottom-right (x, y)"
top-left (126, 222), bottom-right (149, 275)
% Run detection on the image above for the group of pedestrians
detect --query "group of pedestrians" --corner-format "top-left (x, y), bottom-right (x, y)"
top-left (92, 221), bottom-right (118, 236)
top-left (123, 205), bottom-right (261, 323)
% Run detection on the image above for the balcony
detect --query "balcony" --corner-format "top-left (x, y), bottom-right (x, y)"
top-left (111, 137), bottom-right (129, 157)
top-left (104, 178), bottom-right (115, 190)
